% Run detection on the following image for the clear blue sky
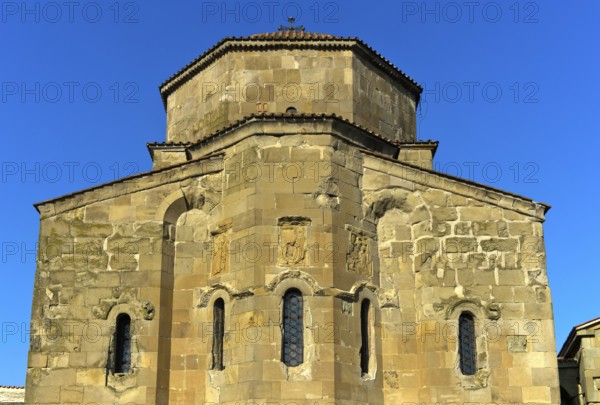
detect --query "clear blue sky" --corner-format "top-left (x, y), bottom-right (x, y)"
top-left (0, 0), bottom-right (598, 386)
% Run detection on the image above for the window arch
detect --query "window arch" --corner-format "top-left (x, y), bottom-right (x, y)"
top-left (282, 288), bottom-right (303, 366)
top-left (360, 299), bottom-right (371, 376)
top-left (212, 298), bottom-right (225, 370)
top-left (458, 312), bottom-right (477, 375)
top-left (114, 313), bottom-right (131, 373)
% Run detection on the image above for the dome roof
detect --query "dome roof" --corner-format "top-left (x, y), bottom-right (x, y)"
top-left (158, 30), bottom-right (422, 107)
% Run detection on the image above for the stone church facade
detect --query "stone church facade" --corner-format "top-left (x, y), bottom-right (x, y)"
top-left (25, 29), bottom-right (560, 404)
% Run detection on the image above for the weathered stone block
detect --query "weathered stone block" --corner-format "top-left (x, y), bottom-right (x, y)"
top-left (481, 238), bottom-right (519, 252)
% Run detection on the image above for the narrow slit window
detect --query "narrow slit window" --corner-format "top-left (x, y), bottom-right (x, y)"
top-left (282, 289), bottom-right (303, 366)
top-left (458, 312), bottom-right (477, 375)
top-left (212, 298), bottom-right (225, 370)
top-left (360, 299), bottom-right (370, 375)
top-left (114, 313), bottom-right (131, 373)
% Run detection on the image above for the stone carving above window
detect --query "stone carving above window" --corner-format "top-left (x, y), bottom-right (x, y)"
top-left (210, 226), bottom-right (231, 277)
top-left (91, 288), bottom-right (154, 321)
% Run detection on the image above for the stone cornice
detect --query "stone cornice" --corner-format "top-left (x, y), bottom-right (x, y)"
top-left (361, 151), bottom-right (550, 220)
top-left (182, 113), bottom-right (399, 159)
top-left (158, 36), bottom-right (422, 108)
top-left (34, 154), bottom-right (224, 219)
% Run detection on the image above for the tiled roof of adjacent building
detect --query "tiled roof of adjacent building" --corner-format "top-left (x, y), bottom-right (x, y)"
top-left (558, 316), bottom-right (600, 359)
top-left (158, 31), bottom-right (422, 107)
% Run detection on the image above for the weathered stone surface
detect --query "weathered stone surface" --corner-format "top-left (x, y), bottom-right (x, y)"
top-left (0, 386), bottom-right (24, 403)
top-left (25, 30), bottom-right (557, 405)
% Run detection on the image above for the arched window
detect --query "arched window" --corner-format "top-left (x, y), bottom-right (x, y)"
top-left (458, 312), bottom-right (477, 375)
top-left (212, 298), bottom-right (225, 370)
top-left (282, 289), bottom-right (303, 366)
top-left (114, 313), bottom-right (131, 373)
top-left (360, 299), bottom-right (371, 375)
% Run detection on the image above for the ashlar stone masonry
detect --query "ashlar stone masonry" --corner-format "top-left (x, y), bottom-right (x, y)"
top-left (25, 29), bottom-right (560, 405)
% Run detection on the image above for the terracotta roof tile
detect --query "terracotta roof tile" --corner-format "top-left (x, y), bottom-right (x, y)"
top-left (146, 141), bottom-right (191, 147)
top-left (399, 140), bottom-right (439, 145)
top-left (248, 31), bottom-right (340, 40)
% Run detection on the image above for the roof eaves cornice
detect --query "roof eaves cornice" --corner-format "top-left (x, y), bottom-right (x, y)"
top-left (158, 35), bottom-right (422, 108)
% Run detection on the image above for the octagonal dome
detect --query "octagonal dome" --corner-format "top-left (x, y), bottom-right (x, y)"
top-left (160, 30), bottom-right (423, 144)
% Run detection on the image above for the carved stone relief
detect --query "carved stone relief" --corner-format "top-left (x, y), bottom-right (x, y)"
top-left (210, 229), bottom-right (230, 277)
top-left (277, 217), bottom-right (310, 266)
top-left (347, 232), bottom-right (372, 276)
